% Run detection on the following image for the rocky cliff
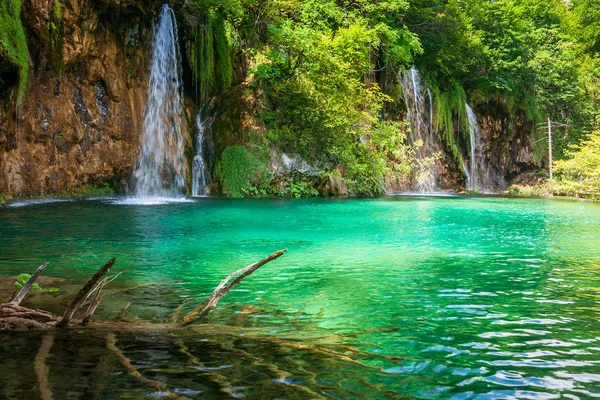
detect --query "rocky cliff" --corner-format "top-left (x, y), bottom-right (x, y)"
top-left (0, 0), bottom-right (541, 199)
top-left (0, 0), bottom-right (165, 197)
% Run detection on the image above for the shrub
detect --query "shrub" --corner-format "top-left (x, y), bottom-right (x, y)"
top-left (218, 146), bottom-right (272, 198)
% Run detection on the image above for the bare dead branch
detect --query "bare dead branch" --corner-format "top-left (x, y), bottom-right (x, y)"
top-left (81, 271), bottom-right (127, 308)
top-left (82, 277), bottom-right (108, 325)
top-left (11, 262), bottom-right (49, 306)
top-left (57, 258), bottom-right (116, 328)
top-left (182, 249), bottom-right (286, 326)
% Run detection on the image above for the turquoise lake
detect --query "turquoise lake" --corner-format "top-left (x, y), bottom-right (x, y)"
top-left (1, 196), bottom-right (600, 399)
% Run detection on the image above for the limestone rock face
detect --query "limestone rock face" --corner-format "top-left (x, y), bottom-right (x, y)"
top-left (0, 0), bottom-right (168, 197)
top-left (474, 101), bottom-right (538, 191)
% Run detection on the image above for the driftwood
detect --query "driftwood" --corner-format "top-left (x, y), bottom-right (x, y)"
top-left (114, 302), bottom-right (131, 321)
top-left (0, 250), bottom-right (286, 331)
top-left (182, 249), bottom-right (287, 325)
top-left (57, 258), bottom-right (115, 327)
top-left (11, 262), bottom-right (49, 306)
top-left (0, 250), bottom-right (411, 398)
top-left (81, 277), bottom-right (108, 325)
top-left (0, 303), bottom-right (61, 331)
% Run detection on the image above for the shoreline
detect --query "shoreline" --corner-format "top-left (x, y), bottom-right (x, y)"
top-left (2, 190), bottom-right (599, 206)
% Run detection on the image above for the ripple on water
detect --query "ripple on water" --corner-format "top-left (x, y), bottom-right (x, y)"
top-left (1, 197), bottom-right (600, 398)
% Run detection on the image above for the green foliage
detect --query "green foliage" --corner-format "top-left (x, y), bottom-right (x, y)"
top-left (217, 146), bottom-right (271, 198)
top-left (13, 273), bottom-right (59, 294)
top-left (14, 274), bottom-right (41, 291)
top-left (0, 0), bottom-right (29, 99)
top-left (197, 0), bottom-right (600, 195)
top-left (272, 183), bottom-right (319, 198)
top-left (552, 130), bottom-right (600, 196)
top-left (184, 1), bottom-right (238, 103)
top-left (248, 0), bottom-right (420, 195)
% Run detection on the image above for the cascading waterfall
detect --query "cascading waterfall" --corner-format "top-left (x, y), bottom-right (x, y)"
top-left (192, 111), bottom-right (214, 196)
top-left (463, 103), bottom-right (506, 191)
top-left (134, 4), bottom-right (186, 198)
top-left (400, 68), bottom-right (439, 192)
top-left (465, 103), bottom-right (478, 190)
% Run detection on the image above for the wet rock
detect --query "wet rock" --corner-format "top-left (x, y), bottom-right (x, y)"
top-left (94, 80), bottom-right (109, 123)
top-left (322, 165), bottom-right (348, 196)
top-left (71, 86), bottom-right (91, 124)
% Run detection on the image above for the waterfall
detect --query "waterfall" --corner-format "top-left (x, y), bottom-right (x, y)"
top-left (192, 111), bottom-right (214, 197)
top-left (465, 103), bottom-right (479, 190)
top-left (427, 88), bottom-right (433, 137)
top-left (134, 4), bottom-right (186, 198)
top-left (400, 68), bottom-right (438, 192)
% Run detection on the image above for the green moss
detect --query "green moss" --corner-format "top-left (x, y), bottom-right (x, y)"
top-left (52, 0), bottom-right (62, 20)
top-left (186, 8), bottom-right (233, 103)
top-left (429, 83), bottom-right (468, 174)
top-left (0, 0), bottom-right (29, 99)
top-left (48, 0), bottom-right (64, 72)
top-left (217, 146), bottom-right (271, 198)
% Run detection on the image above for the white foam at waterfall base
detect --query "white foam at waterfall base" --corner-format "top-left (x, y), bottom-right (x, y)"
top-left (109, 197), bottom-right (194, 206)
top-left (133, 4), bottom-right (186, 200)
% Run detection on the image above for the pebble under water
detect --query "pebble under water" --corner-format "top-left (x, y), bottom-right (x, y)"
top-left (1, 196), bottom-right (600, 399)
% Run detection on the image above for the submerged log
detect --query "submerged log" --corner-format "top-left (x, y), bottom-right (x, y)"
top-left (105, 332), bottom-right (167, 391)
top-left (0, 303), bottom-right (60, 331)
top-left (34, 333), bottom-right (55, 400)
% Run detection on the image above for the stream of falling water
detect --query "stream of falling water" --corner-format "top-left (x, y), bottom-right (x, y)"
top-left (134, 4), bottom-right (186, 199)
top-left (192, 111), bottom-right (214, 197)
top-left (400, 68), bottom-right (438, 192)
top-left (465, 103), bottom-right (478, 190)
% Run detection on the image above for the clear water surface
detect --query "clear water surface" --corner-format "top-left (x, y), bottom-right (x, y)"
top-left (1, 196), bottom-right (600, 399)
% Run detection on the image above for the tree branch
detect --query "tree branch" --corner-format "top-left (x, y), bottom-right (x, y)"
top-left (181, 250), bottom-right (286, 326)
top-left (57, 258), bottom-right (116, 328)
top-left (11, 262), bottom-right (49, 306)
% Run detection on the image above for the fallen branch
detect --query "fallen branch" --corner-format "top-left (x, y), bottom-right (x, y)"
top-left (57, 258), bottom-right (115, 328)
top-left (11, 262), bottom-right (49, 306)
top-left (34, 333), bottom-right (55, 400)
top-left (82, 277), bottom-right (108, 325)
top-left (0, 303), bottom-right (60, 331)
top-left (182, 250), bottom-right (286, 325)
top-left (114, 303), bottom-right (131, 321)
top-left (1, 250), bottom-right (287, 332)
top-left (105, 332), bottom-right (167, 391)
top-left (80, 271), bottom-right (127, 309)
